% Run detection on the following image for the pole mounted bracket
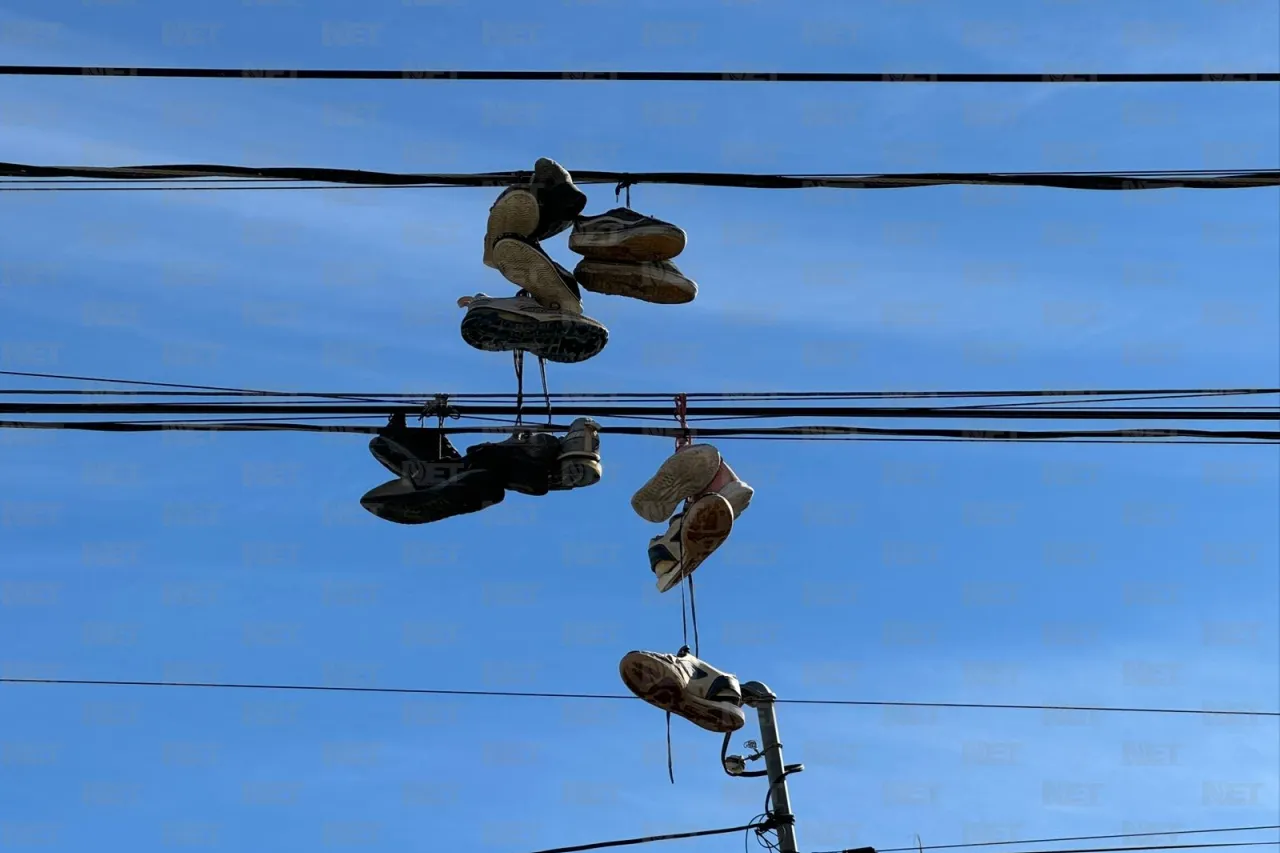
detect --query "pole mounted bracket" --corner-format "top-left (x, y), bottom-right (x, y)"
top-left (741, 680), bottom-right (776, 708)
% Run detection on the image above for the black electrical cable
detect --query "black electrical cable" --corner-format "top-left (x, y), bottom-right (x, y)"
top-left (1, 161), bottom-right (1277, 191)
top-left (2, 66), bottom-right (1278, 83)
top-left (1, 420), bottom-right (1276, 443)
top-left (3, 401), bottom-right (1277, 420)
top-left (520, 821), bottom-right (769, 853)
top-left (868, 826), bottom-right (1280, 853)
top-left (4, 678), bottom-right (1276, 717)
top-left (4, 371), bottom-right (1274, 402)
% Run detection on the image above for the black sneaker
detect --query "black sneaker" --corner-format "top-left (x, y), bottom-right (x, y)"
top-left (463, 431), bottom-right (562, 496)
top-left (569, 207), bottom-right (686, 262)
top-left (360, 468), bottom-right (505, 525)
top-left (369, 422), bottom-right (463, 481)
top-left (529, 158), bottom-right (587, 241)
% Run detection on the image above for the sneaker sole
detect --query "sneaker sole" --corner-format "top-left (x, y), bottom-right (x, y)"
top-left (492, 238), bottom-right (583, 314)
top-left (484, 190), bottom-right (540, 269)
top-left (460, 307), bottom-right (607, 364)
top-left (619, 652), bottom-right (746, 733)
top-left (569, 226), bottom-right (686, 262)
top-left (558, 455), bottom-right (602, 489)
top-left (680, 494), bottom-right (734, 575)
top-left (631, 445), bottom-right (722, 523)
top-left (360, 481), bottom-right (504, 525)
top-left (655, 495), bottom-right (733, 593)
top-left (574, 260), bottom-right (696, 305)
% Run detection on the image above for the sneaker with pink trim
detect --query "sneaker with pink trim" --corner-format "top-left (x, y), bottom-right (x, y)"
top-left (630, 443), bottom-right (722, 523)
top-left (701, 456), bottom-right (753, 519)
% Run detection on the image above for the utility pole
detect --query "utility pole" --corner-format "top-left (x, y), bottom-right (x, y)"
top-left (742, 681), bottom-right (801, 853)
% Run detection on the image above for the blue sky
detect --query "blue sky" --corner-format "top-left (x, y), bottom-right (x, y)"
top-left (1, 1), bottom-right (1278, 851)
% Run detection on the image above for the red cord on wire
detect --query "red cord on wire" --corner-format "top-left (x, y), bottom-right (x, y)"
top-left (674, 393), bottom-right (690, 448)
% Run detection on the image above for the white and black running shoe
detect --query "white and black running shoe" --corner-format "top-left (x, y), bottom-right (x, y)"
top-left (647, 492), bottom-right (734, 593)
top-left (458, 293), bottom-right (608, 364)
top-left (569, 207), bottom-right (686, 262)
top-left (491, 236), bottom-right (584, 314)
top-left (619, 648), bottom-right (746, 733)
top-left (360, 468), bottom-right (505, 525)
top-left (573, 258), bottom-right (697, 305)
top-left (552, 417), bottom-right (602, 490)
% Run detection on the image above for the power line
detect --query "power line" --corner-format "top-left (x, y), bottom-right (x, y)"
top-left (2, 162), bottom-right (1277, 191)
top-left (4, 678), bottom-right (1276, 717)
top-left (2, 401), bottom-right (1276, 421)
top-left (523, 821), bottom-right (769, 853)
top-left (827, 845), bottom-right (1278, 853)
top-left (2, 66), bottom-right (1278, 83)
top-left (2, 420), bottom-right (1275, 443)
top-left (5, 371), bottom-right (1273, 403)
top-left (871, 825), bottom-right (1280, 853)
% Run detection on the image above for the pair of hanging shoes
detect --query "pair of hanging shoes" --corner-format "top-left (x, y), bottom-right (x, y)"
top-left (464, 159), bottom-right (608, 363)
top-left (631, 443), bottom-right (753, 592)
top-left (359, 419), bottom-right (602, 525)
top-left (570, 208), bottom-right (697, 305)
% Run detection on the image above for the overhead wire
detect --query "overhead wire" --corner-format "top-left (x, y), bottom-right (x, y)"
top-left (3, 677), bottom-right (1276, 717)
top-left (2, 66), bottom-right (1278, 83)
top-left (1, 162), bottom-right (1278, 192)
top-left (2, 400), bottom-right (1276, 421)
top-left (4, 371), bottom-right (1274, 403)
top-left (867, 825), bottom-right (1280, 853)
top-left (1, 420), bottom-right (1276, 443)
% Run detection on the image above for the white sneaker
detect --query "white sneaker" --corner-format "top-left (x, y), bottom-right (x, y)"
top-left (619, 648), bottom-right (746, 733)
top-left (630, 444), bottom-right (722, 523)
top-left (648, 493), bottom-right (734, 593)
top-left (458, 293), bottom-right (608, 364)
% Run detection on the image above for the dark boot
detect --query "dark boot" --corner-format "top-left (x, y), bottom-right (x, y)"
top-left (463, 431), bottom-right (562, 496)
